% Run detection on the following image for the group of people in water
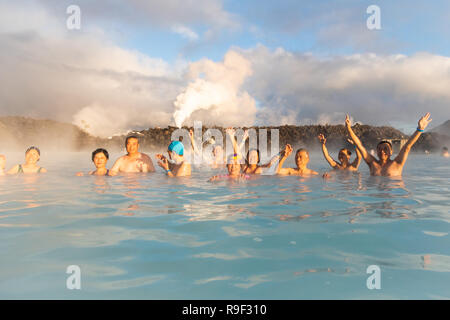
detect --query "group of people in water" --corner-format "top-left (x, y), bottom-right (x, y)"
top-left (0, 113), bottom-right (446, 180)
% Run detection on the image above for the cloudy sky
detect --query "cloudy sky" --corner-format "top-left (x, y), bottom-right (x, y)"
top-left (0, 0), bottom-right (449, 137)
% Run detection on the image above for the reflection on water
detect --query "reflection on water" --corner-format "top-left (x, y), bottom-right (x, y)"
top-left (0, 153), bottom-right (449, 299)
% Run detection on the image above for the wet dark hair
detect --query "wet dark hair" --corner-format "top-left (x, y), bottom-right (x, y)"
top-left (339, 148), bottom-right (352, 156)
top-left (92, 148), bottom-right (109, 162)
top-left (25, 146), bottom-right (40, 156)
top-left (377, 140), bottom-right (393, 149)
top-left (246, 149), bottom-right (260, 166)
top-left (125, 135), bottom-right (139, 147)
top-left (443, 147), bottom-right (448, 152)
top-left (296, 148), bottom-right (309, 157)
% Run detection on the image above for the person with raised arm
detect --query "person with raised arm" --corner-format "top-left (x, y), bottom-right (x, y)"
top-left (345, 113), bottom-right (432, 176)
top-left (317, 134), bottom-right (361, 172)
top-left (7, 147), bottom-right (47, 174)
top-left (276, 144), bottom-right (318, 176)
top-left (108, 136), bottom-right (155, 176)
top-left (156, 140), bottom-right (191, 177)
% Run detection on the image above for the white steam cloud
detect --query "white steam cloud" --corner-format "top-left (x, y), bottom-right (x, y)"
top-left (173, 51), bottom-right (256, 128)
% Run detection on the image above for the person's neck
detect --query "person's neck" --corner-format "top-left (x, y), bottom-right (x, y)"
top-left (127, 152), bottom-right (140, 158)
top-left (379, 157), bottom-right (390, 166)
top-left (95, 166), bottom-right (107, 174)
top-left (24, 162), bottom-right (37, 168)
top-left (297, 165), bottom-right (307, 172)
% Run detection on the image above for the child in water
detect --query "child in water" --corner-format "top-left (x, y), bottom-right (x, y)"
top-left (77, 148), bottom-right (110, 176)
top-left (276, 144), bottom-right (318, 176)
top-left (209, 154), bottom-right (250, 182)
top-left (7, 146), bottom-right (47, 174)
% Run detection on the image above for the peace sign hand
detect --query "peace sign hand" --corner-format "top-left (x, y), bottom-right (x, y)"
top-left (418, 113), bottom-right (432, 131)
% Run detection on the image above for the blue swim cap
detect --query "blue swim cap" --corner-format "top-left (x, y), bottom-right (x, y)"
top-left (168, 141), bottom-right (184, 156)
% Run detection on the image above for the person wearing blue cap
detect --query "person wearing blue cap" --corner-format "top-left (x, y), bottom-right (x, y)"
top-left (156, 140), bottom-right (191, 177)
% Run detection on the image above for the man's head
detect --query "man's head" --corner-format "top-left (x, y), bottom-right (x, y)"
top-left (295, 149), bottom-right (309, 168)
top-left (25, 146), bottom-right (40, 164)
top-left (92, 148), bottom-right (109, 168)
top-left (377, 141), bottom-right (393, 160)
top-left (338, 148), bottom-right (352, 164)
top-left (168, 141), bottom-right (184, 163)
top-left (125, 136), bottom-right (139, 155)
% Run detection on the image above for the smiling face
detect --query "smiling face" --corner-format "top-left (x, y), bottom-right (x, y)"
top-left (295, 149), bottom-right (309, 168)
top-left (377, 142), bottom-right (392, 161)
top-left (25, 149), bottom-right (40, 164)
top-left (93, 152), bottom-right (108, 169)
top-left (126, 138), bottom-right (139, 155)
top-left (338, 149), bottom-right (351, 164)
top-left (227, 158), bottom-right (241, 176)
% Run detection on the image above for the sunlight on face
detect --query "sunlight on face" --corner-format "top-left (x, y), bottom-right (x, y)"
top-left (295, 150), bottom-right (309, 167)
top-left (25, 149), bottom-right (40, 164)
top-left (126, 138), bottom-right (139, 154)
top-left (338, 149), bottom-right (350, 163)
top-left (377, 143), bottom-right (392, 160)
top-left (93, 152), bottom-right (108, 168)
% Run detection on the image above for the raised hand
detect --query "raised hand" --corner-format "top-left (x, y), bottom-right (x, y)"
top-left (345, 114), bottom-right (352, 128)
top-left (418, 113), bottom-right (432, 131)
top-left (318, 134), bottom-right (327, 144)
top-left (243, 129), bottom-right (249, 141)
top-left (282, 144), bottom-right (293, 157)
top-left (189, 129), bottom-right (194, 139)
top-left (347, 138), bottom-right (355, 145)
top-left (225, 127), bottom-right (235, 136)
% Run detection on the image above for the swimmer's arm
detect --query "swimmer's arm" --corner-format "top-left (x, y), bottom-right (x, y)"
top-left (226, 128), bottom-right (240, 156)
top-left (345, 115), bottom-right (375, 165)
top-left (6, 165), bottom-right (19, 175)
top-left (395, 113), bottom-right (432, 166)
top-left (351, 147), bottom-right (362, 169)
top-left (108, 157), bottom-right (123, 176)
top-left (189, 129), bottom-right (201, 156)
top-left (238, 129), bottom-right (249, 154)
top-left (142, 154), bottom-right (155, 172)
top-left (260, 154), bottom-right (281, 168)
top-left (276, 145), bottom-right (293, 174)
top-left (321, 143), bottom-right (337, 168)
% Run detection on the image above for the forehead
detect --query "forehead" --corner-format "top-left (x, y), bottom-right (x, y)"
top-left (127, 138), bottom-right (139, 144)
top-left (26, 149), bottom-right (39, 155)
top-left (296, 150), bottom-right (308, 157)
top-left (94, 152), bottom-right (106, 158)
top-left (377, 143), bottom-right (391, 149)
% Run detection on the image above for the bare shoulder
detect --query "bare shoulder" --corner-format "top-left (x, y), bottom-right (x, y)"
top-left (40, 168), bottom-right (48, 173)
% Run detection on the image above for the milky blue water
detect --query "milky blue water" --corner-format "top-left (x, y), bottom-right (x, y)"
top-left (0, 152), bottom-right (449, 299)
